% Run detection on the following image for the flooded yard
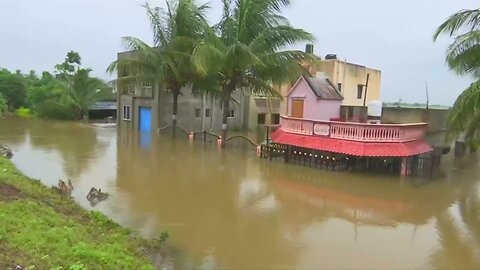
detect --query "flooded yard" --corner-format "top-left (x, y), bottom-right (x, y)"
top-left (1, 117), bottom-right (480, 269)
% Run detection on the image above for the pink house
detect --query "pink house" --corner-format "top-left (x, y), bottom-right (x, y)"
top-left (287, 75), bottom-right (343, 121)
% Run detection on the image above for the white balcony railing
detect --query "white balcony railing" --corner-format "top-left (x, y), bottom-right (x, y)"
top-left (280, 116), bottom-right (428, 143)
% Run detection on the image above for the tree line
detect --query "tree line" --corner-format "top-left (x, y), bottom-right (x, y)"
top-left (108, 0), bottom-right (315, 141)
top-left (0, 51), bottom-right (114, 119)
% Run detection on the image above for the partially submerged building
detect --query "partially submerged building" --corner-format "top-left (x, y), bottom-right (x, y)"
top-left (246, 44), bottom-right (382, 131)
top-left (264, 74), bottom-right (437, 177)
top-left (116, 51), bottom-right (247, 134)
top-left (116, 44), bottom-right (382, 135)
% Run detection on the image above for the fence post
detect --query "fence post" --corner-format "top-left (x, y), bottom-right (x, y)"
top-left (217, 136), bottom-right (223, 149)
top-left (189, 132), bottom-right (194, 143)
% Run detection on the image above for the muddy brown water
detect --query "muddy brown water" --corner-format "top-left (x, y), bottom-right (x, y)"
top-left (1, 117), bottom-right (480, 269)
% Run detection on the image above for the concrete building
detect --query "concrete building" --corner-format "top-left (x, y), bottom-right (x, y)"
top-left (117, 45), bottom-right (381, 133)
top-left (308, 58), bottom-right (381, 107)
top-left (117, 52), bottom-right (247, 133)
top-left (117, 84), bottom-right (247, 133)
top-left (305, 57), bottom-right (381, 122)
top-left (246, 46), bottom-right (382, 130)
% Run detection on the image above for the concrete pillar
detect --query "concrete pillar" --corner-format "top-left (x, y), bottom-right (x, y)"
top-left (401, 157), bottom-right (409, 176)
top-left (189, 132), bottom-right (194, 143)
top-left (454, 141), bottom-right (466, 158)
top-left (217, 136), bottom-right (223, 149)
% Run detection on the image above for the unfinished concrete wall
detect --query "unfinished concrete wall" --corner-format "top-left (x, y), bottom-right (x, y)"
top-left (381, 107), bottom-right (449, 133)
top-left (158, 87), bottom-right (247, 133)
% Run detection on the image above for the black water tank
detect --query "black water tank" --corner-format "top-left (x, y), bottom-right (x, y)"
top-left (305, 44), bottom-right (314, 54)
top-left (325, 54), bottom-right (337, 60)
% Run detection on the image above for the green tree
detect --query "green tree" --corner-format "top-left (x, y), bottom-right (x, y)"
top-left (60, 68), bottom-right (109, 120)
top-left (26, 71), bottom-right (64, 110)
top-left (0, 69), bottom-right (27, 110)
top-left (192, 0), bottom-right (314, 143)
top-left (107, 0), bottom-right (211, 137)
top-left (0, 93), bottom-right (7, 116)
top-left (434, 8), bottom-right (480, 144)
top-left (55, 50), bottom-right (82, 78)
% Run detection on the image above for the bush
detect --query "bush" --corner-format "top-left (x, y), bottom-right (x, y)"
top-left (15, 107), bottom-right (34, 118)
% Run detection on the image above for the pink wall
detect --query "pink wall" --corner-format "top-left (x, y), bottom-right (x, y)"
top-left (287, 78), bottom-right (341, 121)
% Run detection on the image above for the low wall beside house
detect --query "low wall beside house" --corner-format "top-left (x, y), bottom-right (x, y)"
top-left (381, 107), bottom-right (449, 133)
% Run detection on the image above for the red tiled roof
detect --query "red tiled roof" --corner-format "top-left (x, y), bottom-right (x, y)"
top-left (271, 129), bottom-right (432, 157)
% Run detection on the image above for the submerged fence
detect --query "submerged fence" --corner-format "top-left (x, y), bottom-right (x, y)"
top-left (158, 125), bottom-right (260, 149)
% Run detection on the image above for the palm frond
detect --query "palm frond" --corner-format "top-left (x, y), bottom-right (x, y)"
top-left (434, 8), bottom-right (480, 40)
top-left (446, 30), bottom-right (480, 75)
top-left (144, 2), bottom-right (169, 47)
top-left (447, 82), bottom-right (480, 142)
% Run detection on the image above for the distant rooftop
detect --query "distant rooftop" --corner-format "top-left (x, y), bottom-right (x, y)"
top-left (90, 101), bottom-right (117, 110)
top-left (383, 102), bottom-right (450, 110)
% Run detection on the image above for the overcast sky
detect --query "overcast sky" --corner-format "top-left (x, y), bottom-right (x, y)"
top-left (0, 0), bottom-right (478, 105)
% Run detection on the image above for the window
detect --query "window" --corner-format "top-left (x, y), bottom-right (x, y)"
top-left (337, 83), bottom-right (342, 92)
top-left (143, 81), bottom-right (152, 87)
top-left (205, 108), bottom-right (211, 118)
top-left (228, 109), bottom-right (235, 118)
top-left (258, 113), bottom-right (266, 125)
top-left (357, 84), bottom-right (364, 99)
top-left (272, 113), bottom-right (280, 125)
top-left (195, 108), bottom-right (201, 118)
top-left (122, 105), bottom-right (131, 121)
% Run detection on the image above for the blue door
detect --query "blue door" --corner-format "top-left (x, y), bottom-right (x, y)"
top-left (139, 107), bottom-right (152, 132)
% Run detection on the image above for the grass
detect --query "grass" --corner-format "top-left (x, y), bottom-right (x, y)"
top-left (0, 157), bottom-right (165, 270)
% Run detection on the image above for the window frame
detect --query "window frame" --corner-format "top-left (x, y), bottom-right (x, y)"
top-left (195, 108), bottom-right (201, 118)
top-left (257, 113), bottom-right (266, 125)
top-left (122, 105), bottom-right (131, 121)
top-left (357, 85), bottom-right (364, 99)
top-left (228, 109), bottom-right (235, 118)
top-left (271, 113), bottom-right (280, 125)
top-left (205, 108), bottom-right (211, 118)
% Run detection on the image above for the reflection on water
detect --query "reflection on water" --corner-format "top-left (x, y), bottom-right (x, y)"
top-left (139, 131), bottom-right (152, 150)
top-left (2, 117), bottom-right (480, 269)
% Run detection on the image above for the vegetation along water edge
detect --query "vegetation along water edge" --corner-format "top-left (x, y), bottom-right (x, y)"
top-left (0, 157), bottom-right (168, 270)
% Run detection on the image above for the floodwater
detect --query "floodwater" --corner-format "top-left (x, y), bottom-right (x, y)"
top-left (2, 117), bottom-right (480, 270)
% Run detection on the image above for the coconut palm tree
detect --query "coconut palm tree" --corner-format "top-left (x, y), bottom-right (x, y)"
top-left (57, 68), bottom-right (108, 120)
top-left (192, 0), bottom-right (314, 144)
top-left (107, 0), bottom-right (211, 137)
top-left (434, 8), bottom-right (480, 75)
top-left (434, 8), bottom-right (480, 145)
top-left (445, 82), bottom-right (480, 145)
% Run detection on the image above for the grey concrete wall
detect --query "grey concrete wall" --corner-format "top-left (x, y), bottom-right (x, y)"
top-left (118, 95), bottom-right (134, 132)
top-left (156, 86), bottom-right (247, 133)
top-left (381, 107), bottom-right (449, 133)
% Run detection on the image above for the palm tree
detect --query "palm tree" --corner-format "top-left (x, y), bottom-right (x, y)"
top-left (434, 8), bottom-right (480, 145)
top-left (434, 8), bottom-right (480, 75)
top-left (445, 82), bottom-right (480, 145)
top-left (61, 68), bottom-right (108, 120)
top-left (192, 0), bottom-right (314, 144)
top-left (107, 0), bottom-right (211, 137)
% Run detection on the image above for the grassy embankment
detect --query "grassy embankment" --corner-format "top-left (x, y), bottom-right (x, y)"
top-left (0, 157), bottom-right (164, 270)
